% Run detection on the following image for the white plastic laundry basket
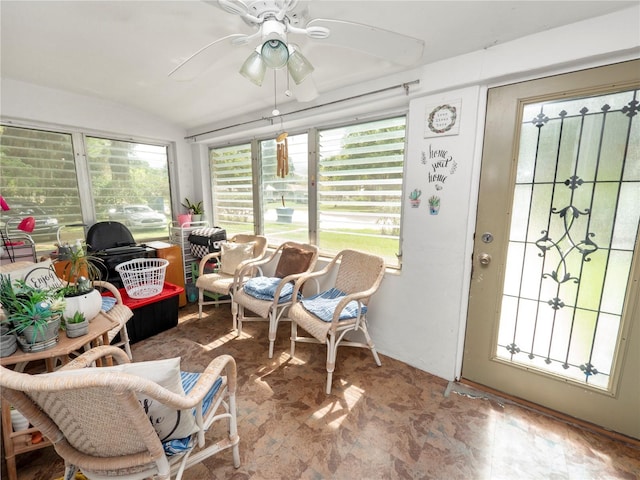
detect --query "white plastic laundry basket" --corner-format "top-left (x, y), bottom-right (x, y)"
top-left (115, 258), bottom-right (169, 299)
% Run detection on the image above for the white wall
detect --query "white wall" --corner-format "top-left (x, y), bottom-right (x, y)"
top-left (1, 6), bottom-right (638, 383)
top-left (370, 86), bottom-right (482, 380)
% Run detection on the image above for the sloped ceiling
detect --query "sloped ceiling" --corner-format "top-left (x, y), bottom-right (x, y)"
top-left (0, 1), bottom-right (635, 130)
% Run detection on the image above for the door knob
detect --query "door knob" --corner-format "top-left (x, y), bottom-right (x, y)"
top-left (479, 253), bottom-right (491, 265)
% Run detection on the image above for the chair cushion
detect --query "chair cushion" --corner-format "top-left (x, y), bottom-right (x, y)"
top-left (162, 372), bottom-right (223, 456)
top-left (243, 276), bottom-right (295, 303)
top-left (301, 287), bottom-right (367, 322)
top-left (101, 296), bottom-right (117, 312)
top-left (274, 246), bottom-right (314, 278)
top-left (47, 357), bottom-right (198, 442)
top-left (220, 242), bottom-right (255, 275)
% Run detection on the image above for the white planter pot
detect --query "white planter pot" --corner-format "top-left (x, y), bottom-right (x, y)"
top-left (10, 408), bottom-right (29, 432)
top-left (63, 288), bottom-right (102, 322)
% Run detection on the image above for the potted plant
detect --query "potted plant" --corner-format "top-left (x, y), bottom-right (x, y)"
top-left (0, 324), bottom-right (17, 357)
top-left (181, 198), bottom-right (204, 223)
top-left (0, 276), bottom-right (65, 348)
top-left (276, 195), bottom-right (294, 223)
top-left (63, 311), bottom-right (88, 338)
top-left (54, 240), bottom-right (104, 322)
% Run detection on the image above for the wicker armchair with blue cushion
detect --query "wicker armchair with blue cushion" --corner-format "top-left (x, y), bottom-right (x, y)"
top-left (288, 249), bottom-right (386, 394)
top-left (233, 241), bottom-right (319, 358)
top-left (0, 346), bottom-right (240, 480)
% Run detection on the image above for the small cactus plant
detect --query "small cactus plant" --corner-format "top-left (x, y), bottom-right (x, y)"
top-left (409, 189), bottom-right (422, 200)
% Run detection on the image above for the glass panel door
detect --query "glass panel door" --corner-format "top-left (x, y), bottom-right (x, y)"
top-left (497, 89), bottom-right (639, 392)
top-left (462, 60), bottom-right (640, 439)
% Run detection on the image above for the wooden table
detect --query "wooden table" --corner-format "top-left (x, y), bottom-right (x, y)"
top-left (1, 312), bottom-right (118, 480)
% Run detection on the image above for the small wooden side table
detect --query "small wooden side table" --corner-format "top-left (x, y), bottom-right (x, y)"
top-left (0, 313), bottom-right (118, 480)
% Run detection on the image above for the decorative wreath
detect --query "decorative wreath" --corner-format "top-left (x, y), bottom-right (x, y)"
top-left (428, 104), bottom-right (457, 134)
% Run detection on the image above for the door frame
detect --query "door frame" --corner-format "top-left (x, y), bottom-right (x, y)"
top-left (460, 60), bottom-right (640, 438)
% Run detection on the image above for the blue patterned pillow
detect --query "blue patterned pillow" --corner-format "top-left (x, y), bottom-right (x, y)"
top-left (300, 287), bottom-right (367, 322)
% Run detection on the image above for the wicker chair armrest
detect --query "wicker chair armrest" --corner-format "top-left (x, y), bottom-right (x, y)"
top-left (231, 258), bottom-right (259, 285)
top-left (332, 293), bottom-right (367, 317)
top-left (290, 257), bottom-right (338, 300)
top-left (199, 251), bottom-right (222, 275)
top-left (93, 280), bottom-right (123, 304)
top-left (59, 345), bottom-right (132, 370)
top-left (185, 354), bottom-right (238, 405)
top-left (235, 252), bottom-right (276, 279)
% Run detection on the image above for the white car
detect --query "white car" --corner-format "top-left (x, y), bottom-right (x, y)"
top-left (108, 205), bottom-right (167, 229)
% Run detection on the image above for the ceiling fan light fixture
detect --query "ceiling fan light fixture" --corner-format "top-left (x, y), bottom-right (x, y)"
top-left (239, 50), bottom-right (267, 86)
top-left (261, 39), bottom-right (289, 69)
top-left (287, 47), bottom-right (314, 85)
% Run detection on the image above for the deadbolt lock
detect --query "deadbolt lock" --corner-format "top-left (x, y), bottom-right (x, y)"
top-left (479, 253), bottom-right (492, 266)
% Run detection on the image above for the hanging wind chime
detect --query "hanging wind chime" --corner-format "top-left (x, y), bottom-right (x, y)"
top-left (276, 131), bottom-right (288, 179)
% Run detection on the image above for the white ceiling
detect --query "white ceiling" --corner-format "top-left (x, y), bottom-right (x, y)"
top-left (0, 1), bottom-right (635, 131)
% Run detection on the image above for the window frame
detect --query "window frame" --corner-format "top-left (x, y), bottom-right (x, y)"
top-left (208, 113), bottom-right (408, 269)
top-left (0, 118), bottom-right (178, 251)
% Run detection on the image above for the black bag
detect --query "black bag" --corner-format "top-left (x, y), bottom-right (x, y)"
top-left (187, 227), bottom-right (227, 258)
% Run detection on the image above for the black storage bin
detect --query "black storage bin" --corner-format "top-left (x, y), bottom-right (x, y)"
top-left (106, 282), bottom-right (183, 344)
top-left (126, 294), bottom-right (179, 344)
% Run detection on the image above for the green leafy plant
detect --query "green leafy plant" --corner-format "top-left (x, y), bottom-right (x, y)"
top-left (409, 189), bottom-right (422, 200)
top-left (54, 241), bottom-right (104, 296)
top-left (181, 198), bottom-right (204, 215)
top-left (0, 276), bottom-right (65, 339)
top-left (428, 195), bottom-right (440, 207)
top-left (65, 311), bottom-right (86, 324)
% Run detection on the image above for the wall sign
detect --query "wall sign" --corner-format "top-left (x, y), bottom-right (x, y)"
top-left (424, 99), bottom-right (461, 138)
top-left (415, 144), bottom-right (460, 215)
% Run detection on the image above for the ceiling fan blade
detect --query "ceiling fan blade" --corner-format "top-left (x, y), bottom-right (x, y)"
top-left (307, 18), bottom-right (424, 66)
top-left (291, 75), bottom-right (319, 102)
top-left (168, 34), bottom-right (248, 81)
top-left (215, 0), bottom-right (248, 16)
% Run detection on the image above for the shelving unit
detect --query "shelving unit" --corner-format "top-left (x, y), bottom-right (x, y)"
top-left (168, 220), bottom-right (209, 290)
top-left (1, 401), bottom-right (52, 480)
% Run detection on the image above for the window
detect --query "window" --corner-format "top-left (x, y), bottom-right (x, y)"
top-left (210, 143), bottom-right (254, 234)
top-left (261, 133), bottom-right (309, 245)
top-left (0, 125), bottom-right (82, 248)
top-left (318, 117), bottom-right (405, 263)
top-left (87, 136), bottom-right (170, 242)
top-left (0, 124), bottom-right (174, 254)
top-left (209, 116), bottom-right (406, 266)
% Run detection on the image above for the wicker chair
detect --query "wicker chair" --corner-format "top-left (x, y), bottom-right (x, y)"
top-left (0, 346), bottom-right (240, 480)
top-left (288, 249), bottom-right (385, 394)
top-left (233, 242), bottom-right (319, 358)
top-left (195, 234), bottom-right (267, 330)
top-left (93, 280), bottom-right (134, 360)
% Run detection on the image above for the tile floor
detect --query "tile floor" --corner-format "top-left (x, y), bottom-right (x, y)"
top-left (6, 303), bottom-right (640, 480)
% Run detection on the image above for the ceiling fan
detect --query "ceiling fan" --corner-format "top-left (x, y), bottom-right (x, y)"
top-left (168, 0), bottom-right (425, 98)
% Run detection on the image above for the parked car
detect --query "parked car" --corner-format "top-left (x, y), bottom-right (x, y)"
top-left (0, 201), bottom-right (59, 237)
top-left (108, 205), bottom-right (167, 229)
